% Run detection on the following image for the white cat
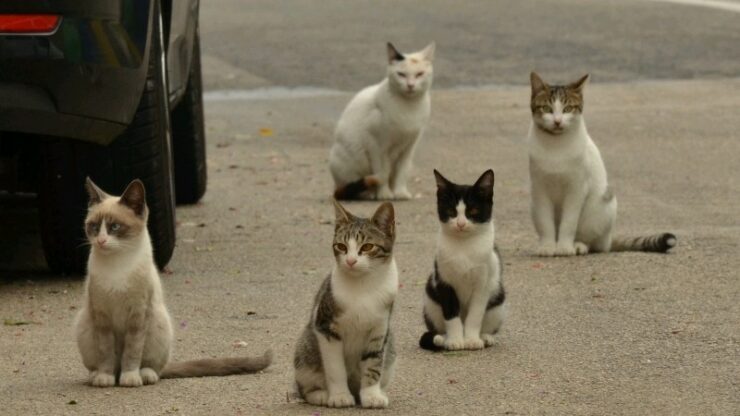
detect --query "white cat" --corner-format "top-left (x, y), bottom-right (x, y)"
top-left (75, 178), bottom-right (271, 387)
top-left (330, 42), bottom-right (434, 200)
top-left (527, 72), bottom-right (676, 256)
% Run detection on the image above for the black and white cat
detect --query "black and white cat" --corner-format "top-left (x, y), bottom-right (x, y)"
top-left (420, 170), bottom-right (506, 351)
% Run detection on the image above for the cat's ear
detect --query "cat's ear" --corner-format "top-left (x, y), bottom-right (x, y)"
top-left (85, 177), bottom-right (109, 206)
top-left (473, 169), bottom-right (495, 194)
top-left (372, 202), bottom-right (395, 238)
top-left (387, 42), bottom-right (404, 63)
top-left (421, 42), bottom-right (435, 61)
top-left (530, 71), bottom-right (548, 97)
top-left (333, 199), bottom-right (354, 224)
top-left (569, 73), bottom-right (589, 93)
top-left (433, 169), bottom-right (452, 190)
top-left (119, 179), bottom-right (147, 217)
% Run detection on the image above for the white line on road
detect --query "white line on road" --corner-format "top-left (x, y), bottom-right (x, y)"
top-left (645, 0), bottom-right (740, 13)
top-left (204, 87), bottom-right (344, 102)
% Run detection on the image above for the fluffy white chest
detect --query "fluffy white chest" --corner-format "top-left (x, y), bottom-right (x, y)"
top-left (435, 229), bottom-right (498, 304)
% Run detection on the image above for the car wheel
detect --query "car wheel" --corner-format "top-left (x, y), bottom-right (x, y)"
top-left (172, 29), bottom-right (207, 204)
top-left (37, 3), bottom-right (176, 274)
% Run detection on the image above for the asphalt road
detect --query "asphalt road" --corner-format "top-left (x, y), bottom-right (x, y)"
top-left (2, 1), bottom-right (740, 415)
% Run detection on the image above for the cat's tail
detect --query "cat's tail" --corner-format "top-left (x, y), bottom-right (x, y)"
top-left (611, 233), bottom-right (677, 253)
top-left (160, 350), bottom-right (272, 379)
top-left (333, 176), bottom-right (379, 200)
top-left (419, 332), bottom-right (443, 352)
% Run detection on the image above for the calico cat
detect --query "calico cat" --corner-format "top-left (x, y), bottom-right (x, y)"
top-left (294, 200), bottom-right (397, 408)
top-left (330, 42), bottom-right (435, 200)
top-left (75, 178), bottom-right (271, 387)
top-left (420, 170), bottom-right (506, 351)
top-left (527, 72), bottom-right (677, 256)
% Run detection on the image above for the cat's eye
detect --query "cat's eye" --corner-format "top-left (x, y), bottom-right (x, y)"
top-left (110, 223), bottom-right (121, 231)
top-left (468, 208), bottom-right (479, 216)
top-left (563, 105), bottom-right (574, 112)
top-left (396, 72), bottom-right (406, 78)
top-left (333, 243), bottom-right (347, 253)
top-left (360, 243), bottom-right (375, 252)
top-left (540, 105), bottom-right (552, 113)
top-left (415, 71), bottom-right (424, 78)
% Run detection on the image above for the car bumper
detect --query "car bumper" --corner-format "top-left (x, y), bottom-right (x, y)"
top-left (0, 0), bottom-right (153, 144)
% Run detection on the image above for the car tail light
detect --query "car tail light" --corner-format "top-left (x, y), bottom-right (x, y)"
top-left (0, 14), bottom-right (61, 34)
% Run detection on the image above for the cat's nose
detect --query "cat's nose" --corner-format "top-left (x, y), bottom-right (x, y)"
top-left (97, 238), bottom-right (107, 246)
top-left (554, 118), bottom-right (562, 126)
top-left (456, 219), bottom-right (467, 230)
top-left (346, 257), bottom-right (357, 267)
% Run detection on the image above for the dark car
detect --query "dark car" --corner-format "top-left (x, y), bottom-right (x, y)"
top-left (0, 0), bottom-right (206, 273)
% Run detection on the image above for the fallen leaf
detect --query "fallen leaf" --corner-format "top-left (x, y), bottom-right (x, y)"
top-left (233, 341), bottom-right (248, 348)
top-left (531, 262), bottom-right (544, 270)
top-left (67, 400), bottom-right (77, 405)
top-left (246, 311), bottom-right (256, 316)
top-left (216, 142), bottom-right (230, 148)
top-left (448, 379), bottom-right (458, 384)
top-left (235, 225), bottom-right (244, 229)
top-left (4, 319), bottom-right (37, 326)
top-left (259, 128), bottom-right (273, 137)
top-left (592, 293), bottom-right (604, 299)
top-left (197, 223), bottom-right (206, 228)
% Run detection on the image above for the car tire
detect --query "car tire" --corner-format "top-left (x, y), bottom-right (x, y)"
top-left (172, 30), bottom-right (207, 204)
top-left (37, 4), bottom-right (176, 274)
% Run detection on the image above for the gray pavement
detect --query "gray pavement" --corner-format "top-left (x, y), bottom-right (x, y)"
top-left (2, 1), bottom-right (740, 415)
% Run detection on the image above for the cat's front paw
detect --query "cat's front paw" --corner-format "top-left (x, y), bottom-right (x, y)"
top-left (327, 391), bottom-right (356, 408)
top-left (535, 241), bottom-right (557, 257)
top-left (554, 242), bottom-right (576, 256)
top-left (392, 188), bottom-right (412, 200)
top-left (375, 187), bottom-right (394, 200)
top-left (463, 337), bottom-right (485, 350)
top-left (360, 386), bottom-right (389, 408)
top-left (90, 371), bottom-right (116, 387)
top-left (119, 370), bottom-right (143, 387)
top-left (574, 241), bottom-right (589, 255)
top-left (140, 368), bottom-right (159, 385)
top-left (433, 334), bottom-right (465, 351)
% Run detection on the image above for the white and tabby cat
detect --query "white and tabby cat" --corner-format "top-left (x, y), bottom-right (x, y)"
top-left (330, 42), bottom-right (434, 200)
top-left (527, 72), bottom-right (676, 256)
top-left (294, 200), bottom-right (397, 408)
top-left (420, 170), bottom-right (506, 351)
top-left (75, 178), bottom-right (271, 387)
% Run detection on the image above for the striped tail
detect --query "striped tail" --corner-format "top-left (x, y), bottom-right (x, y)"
top-left (160, 350), bottom-right (272, 379)
top-left (611, 233), bottom-right (677, 253)
top-left (333, 176), bottom-right (379, 200)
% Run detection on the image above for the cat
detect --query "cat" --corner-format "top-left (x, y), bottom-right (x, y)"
top-left (75, 177), bottom-right (271, 387)
top-left (294, 200), bottom-right (397, 408)
top-left (420, 170), bottom-right (506, 351)
top-left (330, 41), bottom-right (435, 201)
top-left (527, 72), bottom-right (677, 256)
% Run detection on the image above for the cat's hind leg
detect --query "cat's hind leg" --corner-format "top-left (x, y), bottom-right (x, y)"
top-left (577, 189), bottom-right (617, 253)
top-left (481, 296), bottom-right (506, 348)
top-left (139, 306), bottom-right (172, 385)
top-left (75, 308), bottom-right (117, 387)
top-left (295, 327), bottom-right (329, 405)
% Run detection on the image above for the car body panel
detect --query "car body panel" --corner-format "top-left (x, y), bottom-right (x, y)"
top-left (0, 0), bottom-right (198, 145)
